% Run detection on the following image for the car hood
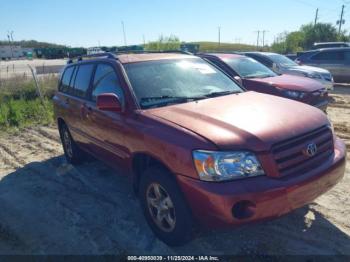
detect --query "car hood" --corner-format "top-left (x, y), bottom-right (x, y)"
top-left (145, 92), bottom-right (329, 151)
top-left (245, 74), bottom-right (324, 92)
top-left (287, 65), bottom-right (330, 74)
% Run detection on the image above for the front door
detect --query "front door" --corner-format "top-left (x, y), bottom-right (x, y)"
top-left (82, 63), bottom-right (129, 169)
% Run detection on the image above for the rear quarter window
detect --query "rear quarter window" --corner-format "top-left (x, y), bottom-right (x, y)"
top-left (59, 66), bottom-right (75, 93)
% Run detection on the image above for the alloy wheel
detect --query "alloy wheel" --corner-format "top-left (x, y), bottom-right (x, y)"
top-left (146, 183), bottom-right (176, 232)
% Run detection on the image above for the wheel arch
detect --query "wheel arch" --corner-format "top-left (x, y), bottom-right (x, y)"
top-left (131, 152), bottom-right (176, 193)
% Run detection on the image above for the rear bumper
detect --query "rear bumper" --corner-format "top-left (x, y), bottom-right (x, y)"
top-left (177, 137), bottom-right (346, 228)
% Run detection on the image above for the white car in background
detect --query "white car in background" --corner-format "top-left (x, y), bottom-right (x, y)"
top-left (244, 52), bottom-right (334, 90)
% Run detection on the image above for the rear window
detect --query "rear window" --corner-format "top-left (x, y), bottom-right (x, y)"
top-left (59, 66), bottom-right (75, 93)
top-left (73, 64), bottom-right (94, 98)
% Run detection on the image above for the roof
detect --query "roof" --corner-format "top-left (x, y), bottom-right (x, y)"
top-left (202, 53), bottom-right (245, 59)
top-left (314, 42), bottom-right (349, 45)
top-left (244, 52), bottom-right (278, 56)
top-left (116, 53), bottom-right (196, 64)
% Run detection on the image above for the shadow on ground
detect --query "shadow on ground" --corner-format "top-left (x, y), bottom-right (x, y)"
top-left (0, 156), bottom-right (349, 255)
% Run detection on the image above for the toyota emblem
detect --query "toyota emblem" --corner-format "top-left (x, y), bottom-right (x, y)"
top-left (304, 143), bottom-right (318, 157)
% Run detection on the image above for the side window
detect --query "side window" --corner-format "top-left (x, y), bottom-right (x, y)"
top-left (311, 51), bottom-right (344, 61)
top-left (92, 64), bottom-right (124, 105)
top-left (252, 56), bottom-right (272, 68)
top-left (73, 64), bottom-right (94, 98)
top-left (59, 66), bottom-right (75, 93)
top-left (212, 58), bottom-right (239, 76)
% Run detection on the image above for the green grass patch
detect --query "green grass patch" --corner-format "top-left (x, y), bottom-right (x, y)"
top-left (192, 41), bottom-right (268, 52)
top-left (0, 75), bottom-right (57, 130)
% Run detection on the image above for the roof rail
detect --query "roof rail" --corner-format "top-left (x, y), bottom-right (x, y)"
top-left (67, 52), bottom-right (117, 64)
top-left (113, 50), bottom-right (193, 55)
top-left (66, 50), bottom-right (193, 64)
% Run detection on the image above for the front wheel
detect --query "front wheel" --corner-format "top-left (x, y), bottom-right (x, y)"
top-left (139, 166), bottom-right (195, 246)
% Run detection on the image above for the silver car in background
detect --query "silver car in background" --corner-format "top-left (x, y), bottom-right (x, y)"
top-left (244, 52), bottom-right (334, 90)
top-left (295, 47), bottom-right (350, 84)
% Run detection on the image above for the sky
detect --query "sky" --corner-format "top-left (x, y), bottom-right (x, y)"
top-left (1, 0), bottom-right (349, 47)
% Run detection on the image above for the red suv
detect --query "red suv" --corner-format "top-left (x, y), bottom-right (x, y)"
top-left (198, 53), bottom-right (329, 111)
top-left (54, 52), bottom-right (346, 246)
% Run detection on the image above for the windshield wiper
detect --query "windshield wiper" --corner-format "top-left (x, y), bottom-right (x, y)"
top-left (141, 95), bottom-right (204, 101)
top-left (205, 90), bottom-right (241, 98)
top-left (140, 95), bottom-right (206, 109)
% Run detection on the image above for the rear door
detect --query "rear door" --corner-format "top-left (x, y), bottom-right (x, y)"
top-left (307, 50), bottom-right (345, 81)
top-left (82, 62), bottom-right (128, 168)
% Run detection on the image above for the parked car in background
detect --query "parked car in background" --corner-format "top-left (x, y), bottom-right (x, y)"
top-left (312, 42), bottom-right (350, 49)
top-left (244, 52), bottom-right (334, 90)
top-left (199, 53), bottom-right (329, 111)
top-left (54, 52), bottom-right (346, 246)
top-left (295, 47), bottom-right (350, 83)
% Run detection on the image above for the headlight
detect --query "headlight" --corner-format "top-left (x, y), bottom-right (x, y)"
top-left (193, 150), bottom-right (265, 182)
top-left (283, 90), bottom-right (305, 99)
top-left (305, 72), bottom-right (322, 79)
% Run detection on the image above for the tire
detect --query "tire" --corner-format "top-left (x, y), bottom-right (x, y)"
top-left (59, 123), bottom-right (86, 165)
top-left (139, 166), bottom-right (194, 246)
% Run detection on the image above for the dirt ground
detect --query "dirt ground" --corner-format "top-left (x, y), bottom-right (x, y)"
top-left (0, 87), bottom-right (349, 255)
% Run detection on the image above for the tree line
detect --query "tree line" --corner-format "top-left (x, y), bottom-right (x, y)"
top-left (271, 22), bottom-right (350, 54)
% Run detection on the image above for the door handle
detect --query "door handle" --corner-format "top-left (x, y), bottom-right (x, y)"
top-left (81, 104), bottom-right (93, 119)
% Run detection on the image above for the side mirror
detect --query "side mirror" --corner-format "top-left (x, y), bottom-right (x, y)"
top-left (234, 76), bottom-right (243, 85)
top-left (96, 93), bottom-right (122, 112)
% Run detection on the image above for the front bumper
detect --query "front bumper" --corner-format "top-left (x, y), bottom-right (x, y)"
top-left (177, 137), bottom-right (346, 228)
top-left (313, 100), bottom-right (329, 111)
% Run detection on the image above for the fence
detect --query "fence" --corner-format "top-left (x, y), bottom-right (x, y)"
top-left (0, 59), bottom-right (66, 86)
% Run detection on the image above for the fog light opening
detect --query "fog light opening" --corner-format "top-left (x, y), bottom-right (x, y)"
top-left (232, 200), bottom-right (256, 220)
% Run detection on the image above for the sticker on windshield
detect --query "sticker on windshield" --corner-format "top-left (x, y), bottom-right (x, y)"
top-left (176, 61), bottom-right (216, 74)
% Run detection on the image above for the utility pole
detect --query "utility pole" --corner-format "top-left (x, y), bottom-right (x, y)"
top-left (218, 26), bottom-right (221, 47)
top-left (121, 21), bottom-right (127, 46)
top-left (143, 35), bottom-right (146, 46)
top-left (337, 5), bottom-right (345, 34)
top-left (7, 31), bottom-right (14, 59)
top-left (314, 8), bottom-right (319, 25)
top-left (262, 30), bottom-right (268, 47)
top-left (255, 30), bottom-right (260, 49)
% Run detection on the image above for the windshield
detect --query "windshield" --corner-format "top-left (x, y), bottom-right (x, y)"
top-left (124, 58), bottom-right (243, 109)
top-left (223, 57), bottom-right (277, 78)
top-left (268, 54), bottom-right (298, 67)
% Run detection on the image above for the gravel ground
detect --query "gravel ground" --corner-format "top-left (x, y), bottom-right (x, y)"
top-left (0, 87), bottom-right (349, 255)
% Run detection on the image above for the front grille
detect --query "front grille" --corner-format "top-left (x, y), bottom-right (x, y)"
top-left (271, 125), bottom-right (334, 177)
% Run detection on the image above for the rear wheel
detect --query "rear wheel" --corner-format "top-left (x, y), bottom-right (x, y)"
top-left (59, 124), bottom-right (86, 164)
top-left (139, 166), bottom-right (194, 246)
